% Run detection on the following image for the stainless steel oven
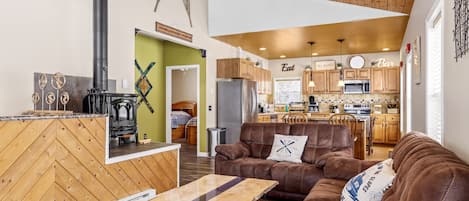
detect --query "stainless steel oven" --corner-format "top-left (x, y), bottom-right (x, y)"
top-left (344, 80), bottom-right (370, 94)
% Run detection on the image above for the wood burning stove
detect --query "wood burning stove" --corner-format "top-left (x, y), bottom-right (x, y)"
top-left (85, 0), bottom-right (139, 146)
top-left (86, 90), bottom-right (138, 143)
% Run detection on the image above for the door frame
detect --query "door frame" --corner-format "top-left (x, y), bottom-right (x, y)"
top-left (165, 65), bottom-right (201, 156)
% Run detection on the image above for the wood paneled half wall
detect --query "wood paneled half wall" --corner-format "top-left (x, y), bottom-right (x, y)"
top-left (0, 117), bottom-right (178, 200)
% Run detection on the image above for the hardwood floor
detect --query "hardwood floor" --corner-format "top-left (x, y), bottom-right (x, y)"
top-left (365, 144), bottom-right (394, 161)
top-left (176, 139), bottom-right (214, 186)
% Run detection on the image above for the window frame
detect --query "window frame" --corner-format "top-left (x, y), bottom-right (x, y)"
top-left (273, 77), bottom-right (303, 105)
top-left (425, 0), bottom-right (444, 143)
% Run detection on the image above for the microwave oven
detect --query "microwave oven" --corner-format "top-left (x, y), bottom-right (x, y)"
top-left (344, 80), bottom-right (370, 94)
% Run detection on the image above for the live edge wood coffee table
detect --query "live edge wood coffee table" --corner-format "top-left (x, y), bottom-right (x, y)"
top-left (152, 174), bottom-right (278, 201)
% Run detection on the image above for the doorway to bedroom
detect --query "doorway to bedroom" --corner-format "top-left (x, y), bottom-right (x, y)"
top-left (165, 65), bottom-right (200, 152)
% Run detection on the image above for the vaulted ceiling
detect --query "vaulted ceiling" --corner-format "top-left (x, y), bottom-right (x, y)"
top-left (210, 0), bottom-right (414, 59)
top-left (333, 0), bottom-right (414, 14)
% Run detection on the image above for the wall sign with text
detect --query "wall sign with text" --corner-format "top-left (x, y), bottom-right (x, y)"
top-left (281, 63), bottom-right (295, 72)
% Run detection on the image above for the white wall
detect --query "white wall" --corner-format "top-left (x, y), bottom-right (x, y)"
top-left (443, 0), bottom-right (469, 162)
top-left (268, 52), bottom-right (400, 78)
top-left (0, 0), bottom-right (93, 115)
top-left (108, 0), bottom-right (268, 129)
top-left (172, 69), bottom-right (197, 103)
top-left (400, 0), bottom-right (437, 133)
top-left (0, 0), bottom-right (267, 130)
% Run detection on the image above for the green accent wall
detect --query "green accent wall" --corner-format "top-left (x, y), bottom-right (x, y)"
top-left (135, 34), bottom-right (207, 152)
top-left (135, 34), bottom-right (165, 142)
top-left (163, 41), bottom-right (207, 152)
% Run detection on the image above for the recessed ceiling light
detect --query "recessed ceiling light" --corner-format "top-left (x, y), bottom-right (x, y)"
top-left (312, 53), bottom-right (319, 56)
top-left (280, 55), bottom-right (286, 58)
top-left (382, 48), bottom-right (390, 51)
top-left (259, 47), bottom-right (267, 51)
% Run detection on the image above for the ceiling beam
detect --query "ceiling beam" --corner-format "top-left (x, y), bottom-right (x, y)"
top-left (332, 0), bottom-right (414, 14)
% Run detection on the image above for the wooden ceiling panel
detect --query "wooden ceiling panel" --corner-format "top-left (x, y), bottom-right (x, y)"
top-left (333, 0), bottom-right (414, 14)
top-left (214, 16), bottom-right (409, 59)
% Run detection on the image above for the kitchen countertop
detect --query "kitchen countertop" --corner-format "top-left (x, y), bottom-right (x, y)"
top-left (0, 113), bottom-right (107, 121)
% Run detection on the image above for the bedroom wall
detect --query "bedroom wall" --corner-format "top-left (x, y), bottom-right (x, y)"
top-left (134, 34), bottom-right (166, 142)
top-left (164, 41), bottom-right (207, 152)
top-left (172, 69), bottom-right (197, 103)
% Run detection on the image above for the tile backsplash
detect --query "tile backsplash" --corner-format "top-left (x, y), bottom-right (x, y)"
top-left (306, 94), bottom-right (400, 105)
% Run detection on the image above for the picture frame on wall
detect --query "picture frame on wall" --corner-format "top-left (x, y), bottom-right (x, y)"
top-left (315, 60), bottom-right (336, 71)
top-left (413, 36), bottom-right (421, 85)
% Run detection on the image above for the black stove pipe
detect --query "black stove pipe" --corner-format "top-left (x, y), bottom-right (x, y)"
top-left (93, 0), bottom-right (108, 91)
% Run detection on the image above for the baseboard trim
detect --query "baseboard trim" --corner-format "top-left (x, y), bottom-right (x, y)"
top-left (197, 152), bottom-right (209, 157)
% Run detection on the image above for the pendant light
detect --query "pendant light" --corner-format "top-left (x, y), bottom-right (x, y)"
top-left (337, 39), bottom-right (345, 87)
top-left (308, 41), bottom-right (316, 88)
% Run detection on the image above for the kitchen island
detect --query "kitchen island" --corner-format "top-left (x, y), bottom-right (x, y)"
top-left (0, 114), bottom-right (179, 200)
top-left (258, 112), bottom-right (367, 159)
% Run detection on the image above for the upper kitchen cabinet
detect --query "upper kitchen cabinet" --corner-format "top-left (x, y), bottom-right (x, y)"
top-left (302, 71), bottom-right (313, 95)
top-left (217, 58), bottom-right (254, 80)
top-left (302, 70), bottom-right (340, 94)
top-left (385, 67), bottom-right (400, 93)
top-left (371, 67), bottom-right (400, 94)
top-left (327, 70), bottom-right (342, 93)
top-left (311, 71), bottom-right (327, 93)
top-left (344, 69), bottom-right (371, 80)
top-left (217, 58), bottom-right (272, 94)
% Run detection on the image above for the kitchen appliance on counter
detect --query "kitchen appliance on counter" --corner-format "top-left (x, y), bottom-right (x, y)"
top-left (387, 104), bottom-right (399, 114)
top-left (329, 105), bottom-right (340, 113)
top-left (217, 79), bottom-right (258, 144)
top-left (344, 80), bottom-right (370, 94)
top-left (308, 96), bottom-right (319, 112)
top-left (289, 101), bottom-right (306, 112)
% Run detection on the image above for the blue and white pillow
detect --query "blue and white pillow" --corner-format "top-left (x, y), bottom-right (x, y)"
top-left (267, 134), bottom-right (308, 163)
top-left (341, 159), bottom-right (396, 201)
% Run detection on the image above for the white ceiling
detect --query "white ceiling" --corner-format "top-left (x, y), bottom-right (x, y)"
top-left (208, 0), bottom-right (406, 36)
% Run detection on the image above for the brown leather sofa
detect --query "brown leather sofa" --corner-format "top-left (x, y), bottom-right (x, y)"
top-left (305, 132), bottom-right (469, 201)
top-left (215, 123), bottom-right (354, 200)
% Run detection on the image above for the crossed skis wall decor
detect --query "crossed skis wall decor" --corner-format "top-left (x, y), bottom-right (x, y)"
top-left (135, 60), bottom-right (155, 113)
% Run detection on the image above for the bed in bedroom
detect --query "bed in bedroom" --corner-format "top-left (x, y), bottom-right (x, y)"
top-left (171, 101), bottom-right (197, 144)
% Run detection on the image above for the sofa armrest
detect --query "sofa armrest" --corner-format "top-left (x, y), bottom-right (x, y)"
top-left (315, 150), bottom-right (353, 168)
top-left (215, 143), bottom-right (250, 160)
top-left (323, 157), bottom-right (381, 180)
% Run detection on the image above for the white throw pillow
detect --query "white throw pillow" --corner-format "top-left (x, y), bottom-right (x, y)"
top-left (341, 159), bottom-right (396, 201)
top-left (266, 134), bottom-right (308, 163)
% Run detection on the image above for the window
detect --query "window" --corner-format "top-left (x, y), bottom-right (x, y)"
top-left (426, 0), bottom-right (443, 143)
top-left (274, 78), bottom-right (302, 105)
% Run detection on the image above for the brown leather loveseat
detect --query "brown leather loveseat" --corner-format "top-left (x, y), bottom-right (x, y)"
top-left (306, 132), bottom-right (469, 201)
top-left (215, 123), bottom-right (354, 200)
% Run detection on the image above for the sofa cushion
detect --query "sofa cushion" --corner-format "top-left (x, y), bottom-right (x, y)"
top-left (341, 159), bottom-right (396, 201)
top-left (267, 134), bottom-right (308, 163)
top-left (304, 178), bottom-right (347, 201)
top-left (271, 162), bottom-right (323, 194)
top-left (215, 157), bottom-right (276, 180)
top-left (290, 124), bottom-right (353, 164)
top-left (240, 123), bottom-right (290, 159)
top-left (382, 132), bottom-right (469, 201)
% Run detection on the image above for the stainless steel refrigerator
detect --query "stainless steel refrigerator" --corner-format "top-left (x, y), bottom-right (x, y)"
top-left (217, 79), bottom-right (258, 144)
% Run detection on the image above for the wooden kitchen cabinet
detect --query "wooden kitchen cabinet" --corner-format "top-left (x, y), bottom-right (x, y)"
top-left (217, 58), bottom-right (272, 95)
top-left (385, 67), bottom-right (400, 93)
top-left (311, 71), bottom-right (328, 93)
top-left (303, 71), bottom-right (313, 95)
top-left (371, 68), bottom-right (386, 93)
top-left (344, 69), bottom-right (371, 80)
top-left (327, 70), bottom-right (342, 93)
top-left (371, 67), bottom-right (400, 94)
top-left (217, 58), bottom-right (254, 80)
top-left (344, 69), bottom-right (357, 80)
top-left (358, 69), bottom-right (371, 79)
top-left (372, 114), bottom-right (400, 144)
